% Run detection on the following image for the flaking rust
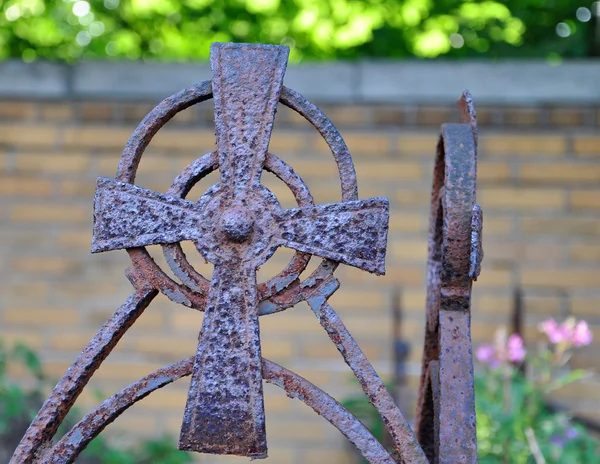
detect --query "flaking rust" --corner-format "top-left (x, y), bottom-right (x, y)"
top-left (415, 91), bottom-right (483, 464)
top-left (12, 43), bottom-right (482, 464)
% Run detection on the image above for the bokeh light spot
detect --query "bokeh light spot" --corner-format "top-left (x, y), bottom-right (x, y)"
top-left (555, 22), bottom-right (571, 38)
top-left (450, 33), bottom-right (464, 49)
top-left (576, 7), bottom-right (591, 22)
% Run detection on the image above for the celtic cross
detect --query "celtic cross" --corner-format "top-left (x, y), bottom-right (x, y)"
top-left (91, 43), bottom-right (389, 457)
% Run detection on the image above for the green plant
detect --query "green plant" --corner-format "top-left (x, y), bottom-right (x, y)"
top-left (0, 0), bottom-right (596, 62)
top-left (476, 320), bottom-right (599, 463)
top-left (341, 318), bottom-right (600, 463)
top-left (0, 340), bottom-right (192, 463)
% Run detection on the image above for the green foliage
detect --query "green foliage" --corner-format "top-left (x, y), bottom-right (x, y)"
top-left (0, 340), bottom-right (192, 463)
top-left (476, 366), bottom-right (600, 464)
top-left (341, 322), bottom-right (600, 463)
top-left (0, 0), bottom-right (596, 62)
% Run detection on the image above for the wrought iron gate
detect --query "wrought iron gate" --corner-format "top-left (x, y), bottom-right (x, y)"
top-left (11, 42), bottom-right (482, 464)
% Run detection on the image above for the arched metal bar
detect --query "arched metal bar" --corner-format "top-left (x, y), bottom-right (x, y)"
top-left (45, 358), bottom-right (394, 464)
top-left (305, 287), bottom-right (428, 463)
top-left (10, 283), bottom-right (158, 464)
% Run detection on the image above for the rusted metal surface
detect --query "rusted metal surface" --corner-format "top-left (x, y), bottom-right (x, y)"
top-left (11, 280), bottom-right (157, 464)
top-left (414, 91), bottom-right (482, 464)
top-left (13, 42), bottom-right (482, 464)
top-left (45, 355), bottom-right (394, 464)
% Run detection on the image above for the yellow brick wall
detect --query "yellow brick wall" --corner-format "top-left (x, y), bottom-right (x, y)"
top-left (1, 99), bottom-right (599, 463)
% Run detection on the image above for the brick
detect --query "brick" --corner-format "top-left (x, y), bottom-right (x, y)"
top-left (389, 213), bottom-right (426, 232)
top-left (372, 106), bottom-right (405, 126)
top-left (397, 134), bottom-right (439, 155)
top-left (58, 231), bottom-right (92, 248)
top-left (479, 188), bottom-right (565, 210)
top-left (60, 180), bottom-right (96, 196)
top-left (0, 282), bottom-right (48, 300)
top-left (302, 342), bottom-right (379, 360)
top-left (400, 290), bottom-right (426, 312)
top-left (146, 128), bottom-right (217, 152)
top-left (133, 336), bottom-right (197, 358)
top-left (328, 290), bottom-right (387, 312)
top-left (80, 103), bottom-right (114, 121)
top-left (477, 163), bottom-right (511, 182)
top-left (0, 124), bottom-right (57, 147)
top-left (475, 268), bottom-right (512, 287)
top-left (571, 244), bottom-right (600, 263)
top-left (504, 107), bottom-right (540, 126)
top-left (40, 103), bottom-right (73, 121)
top-left (261, 340), bottom-right (293, 360)
top-left (267, 420), bottom-right (331, 441)
top-left (522, 295), bottom-right (562, 315)
top-left (0, 177), bottom-right (52, 195)
top-left (12, 257), bottom-right (80, 273)
top-left (520, 164), bottom-right (600, 183)
top-left (521, 217), bottom-right (600, 237)
top-left (0, 101), bottom-right (36, 120)
top-left (391, 240), bottom-right (428, 262)
top-left (267, 131), bottom-right (305, 152)
top-left (122, 103), bottom-right (156, 123)
top-left (320, 105), bottom-right (366, 126)
top-left (571, 298), bottom-right (599, 317)
top-left (573, 136), bottom-right (600, 155)
top-left (416, 106), bottom-right (453, 126)
top-left (395, 189), bottom-right (430, 206)
top-left (355, 161), bottom-right (421, 179)
top-left (473, 296), bottom-right (512, 315)
top-left (482, 135), bottom-right (565, 156)
top-left (0, 330), bottom-right (43, 349)
top-left (11, 204), bottom-right (88, 222)
top-left (548, 108), bottom-right (585, 126)
top-left (379, 267), bottom-right (424, 286)
top-left (521, 269), bottom-right (600, 288)
top-left (63, 126), bottom-right (133, 149)
top-left (4, 308), bottom-right (80, 325)
top-left (289, 160), bottom-right (339, 178)
top-left (343, 133), bottom-right (390, 154)
top-left (97, 153), bottom-right (172, 173)
top-left (482, 216), bottom-right (512, 235)
top-left (16, 153), bottom-right (89, 172)
top-left (570, 191), bottom-right (600, 211)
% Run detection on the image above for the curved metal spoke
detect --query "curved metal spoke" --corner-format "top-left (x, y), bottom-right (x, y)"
top-left (46, 357), bottom-right (395, 464)
top-left (10, 286), bottom-right (157, 464)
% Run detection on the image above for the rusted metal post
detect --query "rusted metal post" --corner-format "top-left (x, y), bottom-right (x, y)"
top-left (12, 43), bottom-right (482, 464)
top-left (414, 91), bottom-right (483, 464)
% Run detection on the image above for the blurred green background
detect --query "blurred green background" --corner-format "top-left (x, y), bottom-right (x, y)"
top-left (1, 0), bottom-right (598, 62)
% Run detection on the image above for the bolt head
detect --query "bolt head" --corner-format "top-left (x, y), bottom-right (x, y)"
top-left (221, 207), bottom-right (253, 243)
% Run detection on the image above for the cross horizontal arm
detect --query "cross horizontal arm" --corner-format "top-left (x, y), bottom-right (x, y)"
top-left (276, 198), bottom-right (389, 275)
top-left (91, 177), bottom-right (204, 253)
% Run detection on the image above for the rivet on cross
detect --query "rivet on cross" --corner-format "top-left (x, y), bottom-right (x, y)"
top-left (91, 43), bottom-right (389, 458)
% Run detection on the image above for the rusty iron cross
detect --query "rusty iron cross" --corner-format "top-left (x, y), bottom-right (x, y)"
top-left (90, 43), bottom-right (389, 457)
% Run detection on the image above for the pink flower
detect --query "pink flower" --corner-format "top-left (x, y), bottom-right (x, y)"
top-left (507, 334), bottom-right (526, 362)
top-left (476, 344), bottom-right (500, 368)
top-left (572, 321), bottom-right (593, 347)
top-left (539, 318), bottom-right (571, 344)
